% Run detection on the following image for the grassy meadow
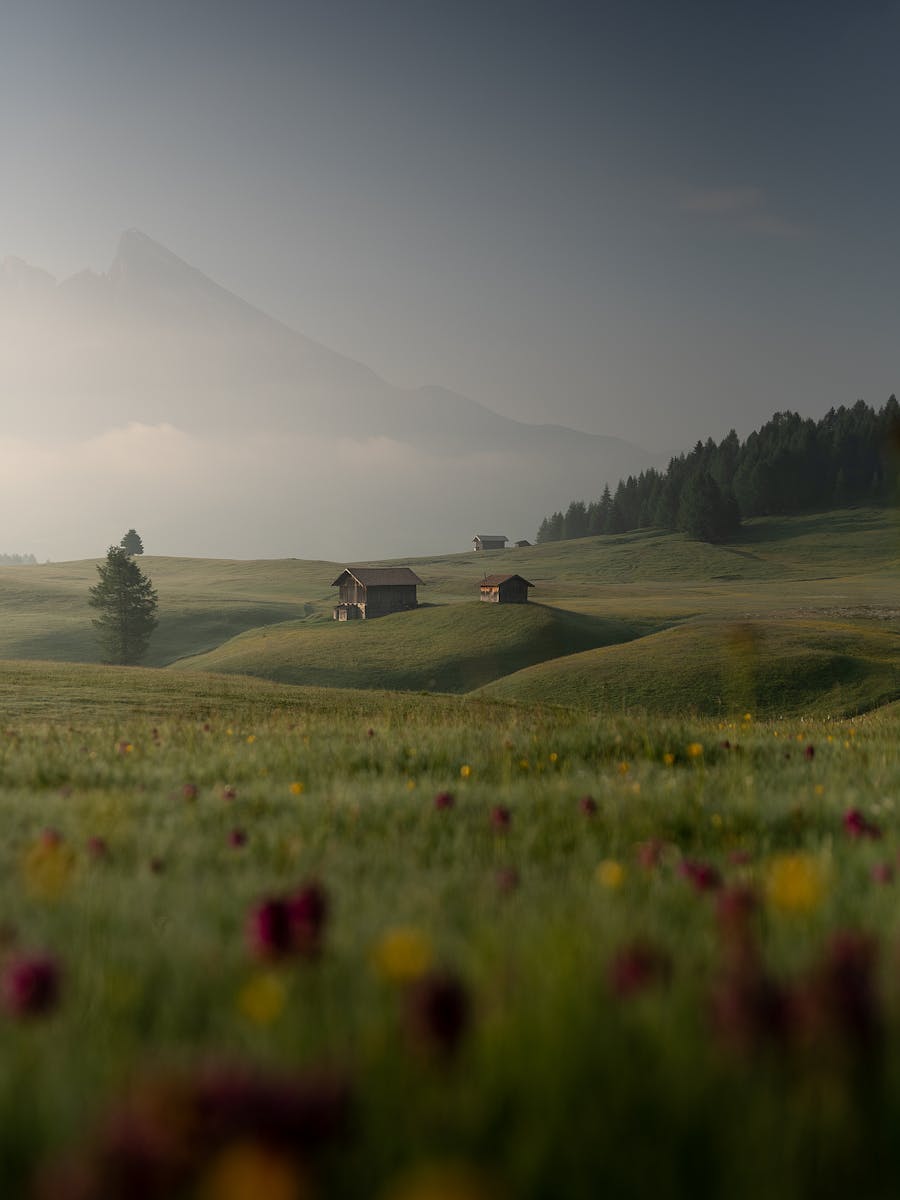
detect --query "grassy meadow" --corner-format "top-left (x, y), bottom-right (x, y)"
top-left (0, 507), bottom-right (897, 1196)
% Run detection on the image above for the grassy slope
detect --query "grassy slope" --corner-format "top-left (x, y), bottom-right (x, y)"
top-left (0, 509), bottom-right (896, 714)
top-left (480, 617), bottom-right (900, 718)
top-left (171, 602), bottom-right (657, 692)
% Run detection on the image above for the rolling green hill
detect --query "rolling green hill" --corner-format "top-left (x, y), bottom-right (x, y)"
top-left (171, 602), bottom-right (658, 692)
top-left (479, 617), bottom-right (900, 718)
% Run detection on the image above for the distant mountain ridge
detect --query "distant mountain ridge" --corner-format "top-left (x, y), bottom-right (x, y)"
top-left (0, 230), bottom-right (659, 558)
top-left (1, 229), bottom-right (654, 460)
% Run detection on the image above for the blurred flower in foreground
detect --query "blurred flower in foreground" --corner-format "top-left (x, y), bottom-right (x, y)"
top-left (609, 940), bottom-right (672, 998)
top-left (22, 834), bottom-right (76, 899)
top-left (843, 808), bottom-right (882, 840)
top-left (596, 860), bottom-right (625, 890)
top-left (247, 882), bottom-right (329, 961)
top-left (579, 795), bottom-right (597, 816)
top-left (237, 973), bottom-right (286, 1026)
top-left (199, 1140), bottom-right (311, 1200)
top-left (678, 860), bottom-right (722, 893)
top-left (2, 953), bottom-right (61, 1018)
top-left (765, 853), bottom-right (826, 914)
top-left (490, 806), bottom-right (511, 832)
top-left (434, 791), bottom-right (455, 811)
top-left (372, 928), bottom-right (433, 984)
top-left (381, 1161), bottom-right (500, 1200)
top-left (405, 970), bottom-right (471, 1058)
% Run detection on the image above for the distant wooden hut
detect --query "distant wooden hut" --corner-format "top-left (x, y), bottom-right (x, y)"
top-left (479, 574), bottom-right (534, 604)
top-left (473, 534), bottom-right (508, 551)
top-left (332, 567), bottom-right (423, 620)
top-left (514, 539), bottom-right (532, 548)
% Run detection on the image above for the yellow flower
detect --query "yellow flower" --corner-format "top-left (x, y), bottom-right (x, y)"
top-left (743, 712), bottom-right (753, 722)
top-left (687, 743), bottom-right (704, 758)
top-left (290, 781), bottom-right (304, 795)
top-left (548, 752), bottom-right (558, 764)
top-left (380, 1162), bottom-right (497, 1200)
top-left (519, 758), bottom-right (530, 770)
top-left (596, 860), bottom-right (625, 890)
top-left (371, 928), bottom-right (433, 983)
top-left (617, 761), bottom-right (629, 775)
top-left (662, 752), bottom-right (675, 766)
top-left (406, 779), bottom-right (417, 791)
top-left (814, 784), bottom-right (825, 797)
top-left (237, 973), bottom-right (287, 1025)
top-left (766, 853), bottom-right (826, 914)
top-left (459, 764), bottom-right (472, 779)
top-left (22, 837), bottom-right (75, 900)
top-left (199, 1141), bottom-right (309, 1200)
top-left (246, 735), bottom-right (256, 745)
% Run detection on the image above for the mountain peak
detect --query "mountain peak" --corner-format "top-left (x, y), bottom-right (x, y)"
top-left (108, 229), bottom-right (200, 287)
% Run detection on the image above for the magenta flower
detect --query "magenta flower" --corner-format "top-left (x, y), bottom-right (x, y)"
top-left (804, 744), bottom-right (815, 760)
top-left (843, 808), bottom-right (882, 839)
top-left (222, 785), bottom-right (237, 802)
top-left (609, 941), bottom-right (672, 998)
top-left (40, 827), bottom-right (63, 848)
top-left (495, 866), bottom-right (520, 894)
top-left (247, 899), bottom-right (293, 960)
top-left (636, 839), bottom-right (664, 870)
top-left (490, 806), bottom-right (511, 832)
top-left (579, 795), bottom-right (598, 816)
top-left (86, 836), bottom-right (109, 860)
top-left (406, 970), bottom-right (470, 1058)
top-left (2, 953), bottom-right (61, 1017)
top-left (434, 791), bottom-right (455, 811)
top-left (872, 862), bottom-right (894, 885)
top-left (679, 859), bottom-right (722, 892)
top-left (247, 882), bottom-right (329, 961)
top-left (711, 963), bottom-right (790, 1054)
top-left (182, 782), bottom-right (199, 801)
top-left (287, 882), bottom-right (329, 959)
top-left (228, 829), bottom-right (247, 848)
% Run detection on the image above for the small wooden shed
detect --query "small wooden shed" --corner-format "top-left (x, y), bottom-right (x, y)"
top-left (332, 567), bottom-right (423, 620)
top-left (479, 574), bottom-right (534, 604)
top-left (473, 534), bottom-right (508, 551)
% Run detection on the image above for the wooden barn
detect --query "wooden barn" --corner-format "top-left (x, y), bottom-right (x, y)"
top-left (479, 574), bottom-right (534, 604)
top-left (332, 567), bottom-right (423, 620)
top-left (473, 533), bottom-right (508, 551)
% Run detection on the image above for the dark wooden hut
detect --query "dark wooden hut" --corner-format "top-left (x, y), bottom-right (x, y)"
top-left (473, 534), bottom-right (508, 551)
top-left (479, 574), bottom-right (534, 604)
top-left (331, 567), bottom-right (423, 620)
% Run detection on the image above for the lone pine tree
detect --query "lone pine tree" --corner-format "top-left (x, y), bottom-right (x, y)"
top-left (120, 528), bottom-right (144, 555)
top-left (89, 546), bottom-right (158, 664)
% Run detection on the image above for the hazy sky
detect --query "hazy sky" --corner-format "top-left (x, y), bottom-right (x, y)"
top-left (2, 0), bottom-right (898, 454)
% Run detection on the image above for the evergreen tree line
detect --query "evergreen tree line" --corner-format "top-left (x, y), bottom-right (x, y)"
top-left (0, 553), bottom-right (37, 565)
top-left (536, 397), bottom-right (900, 545)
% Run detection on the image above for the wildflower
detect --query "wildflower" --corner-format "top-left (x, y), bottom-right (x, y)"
top-left (405, 970), bottom-right (471, 1058)
top-left (237, 973), bottom-right (286, 1026)
top-left (183, 782), bottom-right (199, 801)
top-left (617, 761), bottom-right (629, 774)
top-left (495, 867), bottom-right (520, 895)
top-left (490, 806), bottom-right (511, 832)
top-left (86, 836), bottom-right (109, 860)
top-left (117, 740), bottom-right (133, 755)
top-left (766, 853), bottom-right (825, 914)
top-left (872, 862), bottom-right (894, 885)
top-left (804, 744), bottom-right (815, 760)
top-left (459, 764), bottom-right (472, 779)
top-left (372, 928), bottom-right (433, 984)
top-left (222, 786), bottom-right (238, 802)
top-left (679, 859), bottom-right (722, 892)
top-left (434, 791), bottom-right (455, 811)
top-left (728, 848), bottom-right (752, 866)
top-left (289, 782), bottom-right (304, 796)
top-left (843, 808), bottom-right (882, 840)
top-left (636, 839), bottom-right (664, 870)
top-left (2, 953), bottom-right (61, 1017)
top-left (548, 752), bottom-right (559, 764)
top-left (247, 900), bottom-right (293, 960)
top-left (229, 830), bottom-right (247, 849)
top-left (596, 860), bottom-right (625, 890)
top-left (286, 883), bottom-right (329, 959)
top-left (23, 834), bottom-right (75, 899)
top-left (662, 752), bottom-right (675, 766)
top-left (579, 795), bottom-right (597, 816)
top-left (609, 941), bottom-right (672, 998)
top-left (150, 857), bottom-right (166, 874)
top-left (199, 1141), bottom-right (305, 1200)
top-left (687, 742), bottom-right (704, 759)
top-left (800, 932), bottom-right (883, 1060)
top-left (710, 961), bottom-right (790, 1054)
top-left (246, 735), bottom-right (256, 745)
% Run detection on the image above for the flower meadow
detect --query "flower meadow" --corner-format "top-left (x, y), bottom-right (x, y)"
top-left (0, 682), bottom-right (899, 1199)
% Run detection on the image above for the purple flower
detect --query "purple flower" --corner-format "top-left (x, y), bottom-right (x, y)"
top-left (579, 795), bottom-right (598, 816)
top-left (406, 971), bottom-right (471, 1058)
top-left (86, 836), bottom-right (109, 860)
top-left (609, 941), bottom-right (672, 998)
top-left (247, 899), bottom-right (294, 960)
top-left (804, 744), bottom-right (815, 760)
top-left (490, 806), bottom-right (511, 832)
top-left (434, 791), bottom-right (455, 811)
top-left (222, 785), bottom-right (237, 802)
top-left (679, 859), bottom-right (722, 892)
top-left (228, 829), bottom-right (247, 849)
top-left (2, 953), bottom-right (61, 1017)
top-left (843, 808), bottom-right (882, 840)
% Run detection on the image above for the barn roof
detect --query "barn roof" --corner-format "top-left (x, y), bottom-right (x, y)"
top-left (331, 567), bottom-right (424, 588)
top-left (474, 533), bottom-right (508, 540)
top-left (480, 574), bottom-right (534, 587)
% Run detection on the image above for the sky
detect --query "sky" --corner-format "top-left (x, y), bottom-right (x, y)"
top-left (0, 0), bottom-right (898, 558)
